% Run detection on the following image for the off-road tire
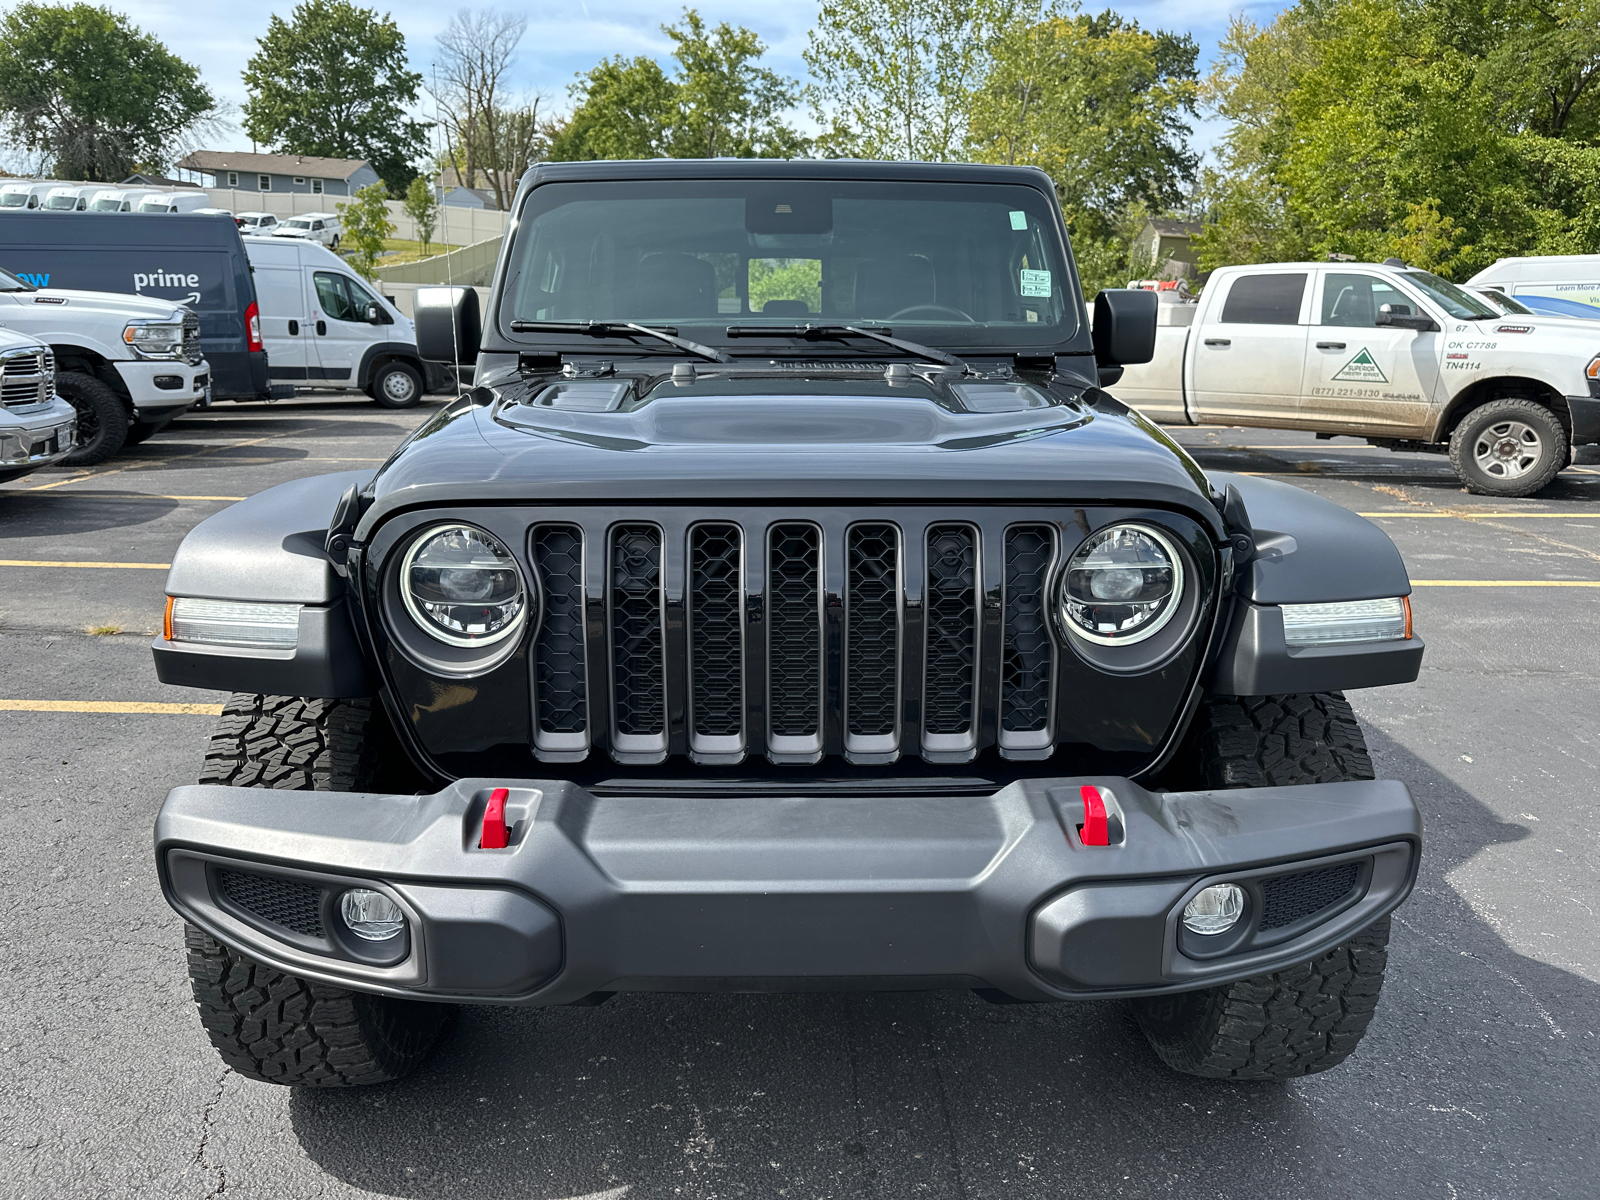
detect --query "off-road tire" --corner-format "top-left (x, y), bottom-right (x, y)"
top-left (1135, 692), bottom-right (1389, 1079)
top-left (57, 370), bottom-right (129, 465)
top-left (186, 694), bottom-right (446, 1086)
top-left (1448, 397), bottom-right (1567, 497)
top-left (186, 924), bottom-right (448, 1086)
top-left (368, 360), bottom-right (423, 409)
top-left (1135, 916), bottom-right (1391, 1080)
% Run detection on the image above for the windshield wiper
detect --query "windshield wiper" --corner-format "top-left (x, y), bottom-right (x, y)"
top-left (509, 320), bottom-right (728, 363)
top-left (725, 323), bottom-right (967, 370)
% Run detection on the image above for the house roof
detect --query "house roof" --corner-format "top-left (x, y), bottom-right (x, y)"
top-left (121, 172), bottom-right (200, 189)
top-left (1142, 218), bottom-right (1203, 239)
top-left (176, 150), bottom-right (370, 180)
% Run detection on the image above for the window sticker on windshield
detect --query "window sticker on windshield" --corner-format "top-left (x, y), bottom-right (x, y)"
top-left (1009, 210), bottom-right (1028, 231)
top-left (1020, 268), bottom-right (1051, 297)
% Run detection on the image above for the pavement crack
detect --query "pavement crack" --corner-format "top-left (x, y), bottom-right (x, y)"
top-left (194, 1067), bottom-right (230, 1198)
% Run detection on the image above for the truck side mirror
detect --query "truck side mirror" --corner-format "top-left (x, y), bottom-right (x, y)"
top-left (415, 286), bottom-right (481, 364)
top-left (1375, 302), bottom-right (1437, 332)
top-left (1092, 288), bottom-right (1159, 386)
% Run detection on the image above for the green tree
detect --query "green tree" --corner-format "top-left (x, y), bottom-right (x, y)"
top-left (402, 175), bottom-right (438, 254)
top-left (0, 3), bottom-right (215, 180)
top-left (804, 0), bottom-right (1019, 161)
top-left (338, 182), bottom-right (396, 280)
top-left (547, 8), bottom-right (807, 161)
top-left (243, 0), bottom-right (428, 194)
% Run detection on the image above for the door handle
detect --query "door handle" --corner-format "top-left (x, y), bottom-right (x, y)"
top-left (316, 320), bottom-right (327, 336)
top-left (287, 320), bottom-right (299, 336)
top-left (1316, 341), bottom-right (1346, 349)
top-left (1203, 338), bottom-right (1231, 347)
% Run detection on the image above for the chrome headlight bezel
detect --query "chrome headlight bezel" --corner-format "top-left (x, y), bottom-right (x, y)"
top-left (399, 522), bottom-right (529, 649)
top-left (1056, 522), bottom-right (1187, 648)
top-left (122, 318), bottom-right (187, 361)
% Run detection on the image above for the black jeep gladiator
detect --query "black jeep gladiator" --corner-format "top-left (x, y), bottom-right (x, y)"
top-left (151, 159), bottom-right (1424, 1087)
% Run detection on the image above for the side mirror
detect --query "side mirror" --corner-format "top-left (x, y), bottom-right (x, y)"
top-left (365, 303), bottom-right (380, 324)
top-left (415, 285), bottom-right (481, 364)
top-left (1375, 302), bottom-right (1437, 331)
top-left (1092, 288), bottom-right (1159, 371)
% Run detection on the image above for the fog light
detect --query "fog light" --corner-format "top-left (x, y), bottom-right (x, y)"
top-left (340, 889), bottom-right (404, 941)
top-left (1183, 884), bottom-right (1245, 935)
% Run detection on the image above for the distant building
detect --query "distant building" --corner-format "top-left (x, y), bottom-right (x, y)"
top-left (121, 172), bottom-right (201, 189)
top-left (441, 186), bottom-right (498, 209)
top-left (1131, 219), bottom-right (1204, 281)
top-left (174, 151), bottom-right (380, 198)
top-left (439, 166), bottom-right (518, 209)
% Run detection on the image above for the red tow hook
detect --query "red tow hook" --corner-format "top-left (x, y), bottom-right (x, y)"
top-left (1078, 785), bottom-right (1109, 847)
top-left (479, 787), bottom-right (510, 849)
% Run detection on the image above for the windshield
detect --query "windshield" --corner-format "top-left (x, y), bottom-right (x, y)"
top-left (44, 195), bottom-right (77, 209)
top-left (89, 198), bottom-right (124, 211)
top-left (504, 179), bottom-right (1079, 349)
top-left (286, 219), bottom-right (312, 229)
top-left (1401, 270), bottom-right (1497, 319)
top-left (0, 267), bottom-right (32, 291)
top-left (0, 192), bottom-right (28, 208)
top-left (138, 202), bottom-right (169, 212)
top-left (1476, 288), bottom-right (1534, 316)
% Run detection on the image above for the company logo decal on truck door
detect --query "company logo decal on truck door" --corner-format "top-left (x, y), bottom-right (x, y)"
top-left (1332, 347), bottom-right (1388, 383)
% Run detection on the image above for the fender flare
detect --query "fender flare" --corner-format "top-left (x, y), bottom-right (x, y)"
top-left (1431, 372), bottom-right (1569, 442)
top-left (1207, 473), bottom-right (1423, 695)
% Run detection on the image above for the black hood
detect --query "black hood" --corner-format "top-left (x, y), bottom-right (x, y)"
top-left (356, 371), bottom-right (1222, 539)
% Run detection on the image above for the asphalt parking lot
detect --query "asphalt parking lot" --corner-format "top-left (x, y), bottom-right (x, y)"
top-left (2, 401), bottom-right (1597, 1200)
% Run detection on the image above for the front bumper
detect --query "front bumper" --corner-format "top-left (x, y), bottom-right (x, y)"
top-left (156, 775), bottom-right (1420, 1005)
top-left (0, 396), bottom-right (77, 480)
top-left (112, 358), bottom-right (209, 418)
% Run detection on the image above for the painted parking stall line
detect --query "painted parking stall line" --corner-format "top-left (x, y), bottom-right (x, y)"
top-left (0, 700), bottom-right (223, 715)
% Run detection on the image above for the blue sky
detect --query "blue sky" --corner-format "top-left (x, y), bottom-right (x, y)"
top-left (84, 0), bottom-right (1291, 157)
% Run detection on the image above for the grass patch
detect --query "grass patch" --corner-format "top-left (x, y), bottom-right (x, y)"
top-left (379, 238), bottom-right (461, 266)
top-left (86, 624), bottom-right (122, 636)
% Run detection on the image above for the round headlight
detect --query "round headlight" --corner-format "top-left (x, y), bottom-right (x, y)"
top-left (400, 524), bottom-right (527, 647)
top-left (1059, 523), bottom-right (1184, 645)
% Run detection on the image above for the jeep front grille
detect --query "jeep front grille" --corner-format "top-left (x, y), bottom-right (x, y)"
top-left (0, 346), bottom-right (52, 409)
top-left (525, 509), bottom-right (1062, 766)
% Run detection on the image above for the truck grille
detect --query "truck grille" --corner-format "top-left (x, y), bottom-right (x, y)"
top-left (0, 346), bottom-right (53, 409)
top-left (183, 314), bottom-right (203, 366)
top-left (526, 509), bottom-right (1062, 766)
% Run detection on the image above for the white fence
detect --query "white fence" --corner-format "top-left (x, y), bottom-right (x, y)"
top-left (200, 188), bottom-right (509, 245)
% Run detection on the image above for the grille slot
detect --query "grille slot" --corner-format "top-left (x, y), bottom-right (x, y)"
top-left (1258, 861), bottom-right (1361, 931)
top-left (217, 869), bottom-right (325, 937)
top-left (1, 347), bottom-right (50, 409)
top-left (532, 524), bottom-right (587, 748)
top-left (610, 524), bottom-right (665, 743)
top-left (767, 523), bottom-right (823, 745)
top-left (924, 525), bottom-right (979, 743)
top-left (689, 523), bottom-right (744, 744)
top-left (846, 524), bottom-right (899, 746)
top-left (1002, 525), bottom-right (1054, 736)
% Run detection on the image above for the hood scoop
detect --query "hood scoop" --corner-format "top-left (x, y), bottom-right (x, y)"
top-left (496, 394), bottom-right (1090, 451)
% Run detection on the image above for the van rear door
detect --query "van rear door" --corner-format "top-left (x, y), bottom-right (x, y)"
top-left (1188, 270), bottom-right (1310, 425)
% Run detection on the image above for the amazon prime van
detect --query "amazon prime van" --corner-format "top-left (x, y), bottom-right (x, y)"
top-left (0, 211), bottom-right (270, 401)
top-left (242, 235), bottom-right (450, 406)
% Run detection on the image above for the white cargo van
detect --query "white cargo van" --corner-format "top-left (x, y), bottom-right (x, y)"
top-left (136, 192), bottom-right (211, 214)
top-left (242, 235), bottom-right (445, 407)
top-left (41, 186), bottom-right (100, 212)
top-left (0, 182), bottom-right (57, 210)
top-left (88, 189), bottom-right (158, 213)
top-left (1466, 256), bottom-right (1600, 320)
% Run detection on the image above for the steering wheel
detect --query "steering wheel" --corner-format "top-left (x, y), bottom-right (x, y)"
top-left (887, 304), bottom-right (977, 324)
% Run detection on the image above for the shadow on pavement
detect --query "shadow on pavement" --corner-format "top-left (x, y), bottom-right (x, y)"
top-left (285, 726), bottom-right (1599, 1200)
top-left (0, 492), bottom-right (180, 536)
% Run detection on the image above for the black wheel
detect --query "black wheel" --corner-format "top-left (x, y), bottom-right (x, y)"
top-left (57, 370), bottom-right (129, 465)
top-left (1135, 693), bottom-right (1390, 1079)
top-left (185, 695), bottom-right (446, 1086)
top-left (1448, 397), bottom-right (1567, 497)
top-left (368, 360), bottom-right (423, 408)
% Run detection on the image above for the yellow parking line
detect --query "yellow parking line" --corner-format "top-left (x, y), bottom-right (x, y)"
top-left (0, 558), bottom-right (170, 569)
top-left (1411, 580), bottom-right (1600, 587)
top-left (0, 700), bottom-right (223, 715)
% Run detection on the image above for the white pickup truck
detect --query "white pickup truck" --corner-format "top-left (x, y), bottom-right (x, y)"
top-left (0, 266), bottom-right (210, 464)
top-left (1112, 261), bottom-right (1600, 496)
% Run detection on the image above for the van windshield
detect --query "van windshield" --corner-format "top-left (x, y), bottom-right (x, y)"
top-left (138, 202), bottom-right (169, 213)
top-left (0, 192), bottom-right (29, 208)
top-left (504, 178), bottom-right (1079, 349)
top-left (44, 195), bottom-right (78, 209)
top-left (89, 198), bottom-right (124, 211)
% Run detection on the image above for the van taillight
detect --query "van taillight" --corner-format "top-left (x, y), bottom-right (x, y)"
top-left (245, 301), bottom-right (263, 352)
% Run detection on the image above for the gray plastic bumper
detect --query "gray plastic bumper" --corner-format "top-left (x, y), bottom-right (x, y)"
top-left (155, 775), bottom-right (1421, 1005)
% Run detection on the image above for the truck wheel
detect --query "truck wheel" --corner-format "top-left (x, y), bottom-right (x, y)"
top-left (1448, 397), bottom-right (1567, 497)
top-left (369, 360), bottom-right (423, 408)
top-left (185, 695), bottom-right (447, 1086)
top-left (57, 370), bottom-right (129, 465)
top-left (1134, 693), bottom-right (1389, 1079)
